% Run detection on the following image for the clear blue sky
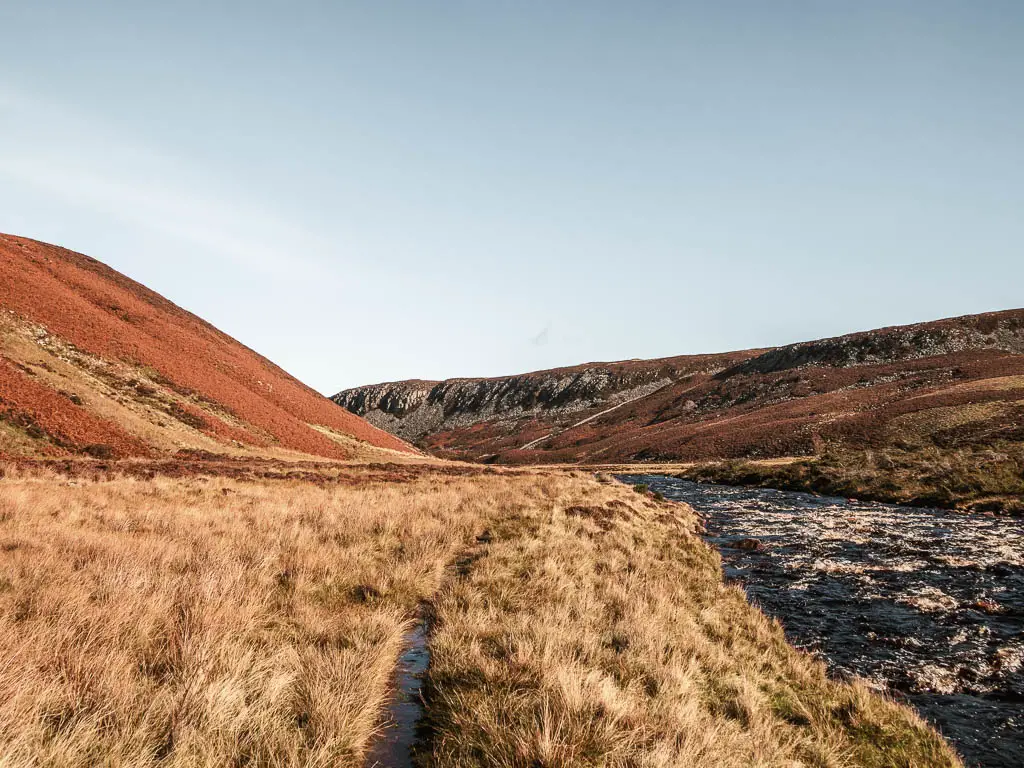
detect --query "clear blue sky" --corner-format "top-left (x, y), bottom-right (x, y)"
top-left (1, 2), bottom-right (1021, 393)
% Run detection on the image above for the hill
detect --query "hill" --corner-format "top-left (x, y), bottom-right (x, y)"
top-left (0, 234), bottom-right (413, 460)
top-left (334, 309), bottom-right (1024, 465)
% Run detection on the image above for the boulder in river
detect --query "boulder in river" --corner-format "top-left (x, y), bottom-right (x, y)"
top-left (970, 598), bottom-right (1005, 615)
top-left (733, 537), bottom-right (765, 551)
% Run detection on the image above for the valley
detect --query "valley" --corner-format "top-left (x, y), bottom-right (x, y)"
top-left (0, 236), bottom-right (966, 766)
top-left (333, 306), bottom-right (1024, 766)
top-left (5, 3), bottom-right (1020, 764)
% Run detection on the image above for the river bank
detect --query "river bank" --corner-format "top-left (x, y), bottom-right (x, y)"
top-left (671, 444), bottom-right (1024, 516)
top-left (619, 475), bottom-right (1024, 768)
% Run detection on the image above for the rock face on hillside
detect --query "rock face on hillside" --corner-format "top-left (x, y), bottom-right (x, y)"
top-left (336, 366), bottom-right (681, 442)
top-left (335, 309), bottom-right (1024, 464)
top-left (724, 312), bottom-right (1024, 377)
top-left (333, 352), bottom-right (755, 444)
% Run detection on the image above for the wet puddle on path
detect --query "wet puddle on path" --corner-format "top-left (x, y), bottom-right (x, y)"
top-left (364, 624), bottom-right (430, 768)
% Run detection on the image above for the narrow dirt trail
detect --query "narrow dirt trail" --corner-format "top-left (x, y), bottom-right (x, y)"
top-left (363, 530), bottom-right (493, 767)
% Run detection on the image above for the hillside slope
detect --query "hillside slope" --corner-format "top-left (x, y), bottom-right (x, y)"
top-left (0, 234), bottom-right (413, 460)
top-left (335, 309), bottom-right (1024, 464)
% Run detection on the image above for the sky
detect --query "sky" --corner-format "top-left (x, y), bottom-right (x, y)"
top-left (1, 2), bottom-right (1022, 394)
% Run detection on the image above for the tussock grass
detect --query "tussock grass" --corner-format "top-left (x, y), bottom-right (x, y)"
top-left (0, 467), bottom-right (504, 766)
top-left (0, 464), bottom-right (960, 766)
top-left (422, 474), bottom-right (961, 767)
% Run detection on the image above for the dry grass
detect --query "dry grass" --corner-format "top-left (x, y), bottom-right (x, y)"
top-left (682, 442), bottom-right (1024, 513)
top-left (0, 463), bottom-right (960, 767)
top-left (0, 465), bottom-right (504, 766)
top-left (422, 474), bottom-right (961, 768)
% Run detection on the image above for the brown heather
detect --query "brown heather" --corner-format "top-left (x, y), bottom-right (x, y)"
top-left (0, 463), bottom-right (961, 767)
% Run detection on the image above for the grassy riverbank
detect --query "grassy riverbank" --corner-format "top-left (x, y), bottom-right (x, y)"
top-left (677, 443), bottom-right (1024, 514)
top-left (420, 473), bottom-right (960, 768)
top-left (0, 460), bottom-right (962, 766)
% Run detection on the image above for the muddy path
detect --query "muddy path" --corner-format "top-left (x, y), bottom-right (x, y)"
top-left (620, 475), bottom-right (1023, 768)
top-left (364, 530), bottom-right (493, 766)
top-left (364, 622), bottom-right (430, 768)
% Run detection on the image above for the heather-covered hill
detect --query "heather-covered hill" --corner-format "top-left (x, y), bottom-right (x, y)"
top-left (335, 309), bottom-right (1024, 464)
top-left (0, 234), bottom-right (413, 460)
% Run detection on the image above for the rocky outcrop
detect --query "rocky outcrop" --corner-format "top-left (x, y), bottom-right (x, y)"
top-left (720, 311), bottom-right (1024, 378)
top-left (333, 354), bottom-right (748, 444)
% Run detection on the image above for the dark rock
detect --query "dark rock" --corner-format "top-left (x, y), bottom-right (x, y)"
top-left (733, 537), bottom-right (764, 551)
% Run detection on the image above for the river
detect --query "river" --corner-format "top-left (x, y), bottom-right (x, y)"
top-left (618, 475), bottom-right (1023, 768)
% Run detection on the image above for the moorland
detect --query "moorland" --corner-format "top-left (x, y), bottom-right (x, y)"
top-left (0, 234), bottom-right (970, 766)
